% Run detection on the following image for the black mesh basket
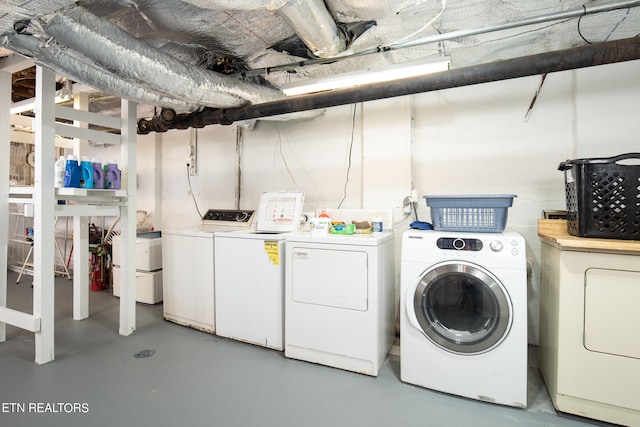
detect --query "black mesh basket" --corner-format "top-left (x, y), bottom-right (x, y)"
top-left (558, 153), bottom-right (640, 240)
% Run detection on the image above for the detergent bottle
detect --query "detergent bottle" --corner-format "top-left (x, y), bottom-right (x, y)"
top-left (54, 156), bottom-right (66, 188)
top-left (92, 158), bottom-right (104, 189)
top-left (104, 159), bottom-right (121, 189)
top-left (63, 154), bottom-right (80, 188)
top-left (79, 156), bottom-right (94, 189)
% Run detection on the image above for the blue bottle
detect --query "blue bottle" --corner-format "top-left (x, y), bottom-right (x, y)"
top-left (63, 154), bottom-right (80, 188)
top-left (79, 156), bottom-right (94, 189)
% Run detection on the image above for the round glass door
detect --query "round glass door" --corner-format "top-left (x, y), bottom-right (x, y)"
top-left (413, 261), bottom-right (512, 354)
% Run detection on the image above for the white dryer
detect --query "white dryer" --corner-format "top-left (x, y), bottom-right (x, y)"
top-left (285, 231), bottom-right (395, 376)
top-left (400, 229), bottom-right (527, 408)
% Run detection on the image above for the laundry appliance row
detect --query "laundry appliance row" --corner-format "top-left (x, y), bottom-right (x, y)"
top-left (162, 192), bottom-right (396, 377)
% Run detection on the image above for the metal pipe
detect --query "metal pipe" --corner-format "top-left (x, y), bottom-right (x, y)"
top-left (138, 36), bottom-right (640, 132)
top-left (395, 0), bottom-right (640, 49)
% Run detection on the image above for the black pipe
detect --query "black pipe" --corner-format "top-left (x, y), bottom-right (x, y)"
top-left (138, 36), bottom-right (640, 133)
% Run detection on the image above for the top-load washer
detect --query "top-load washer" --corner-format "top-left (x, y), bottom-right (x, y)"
top-left (214, 192), bottom-right (304, 350)
top-left (162, 209), bottom-right (254, 334)
top-left (285, 231), bottom-right (395, 376)
top-left (400, 229), bottom-right (528, 408)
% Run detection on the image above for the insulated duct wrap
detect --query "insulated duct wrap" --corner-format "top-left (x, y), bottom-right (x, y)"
top-left (181, 0), bottom-right (347, 58)
top-left (277, 0), bottom-right (346, 57)
top-left (42, 5), bottom-right (284, 108)
top-left (2, 33), bottom-right (201, 112)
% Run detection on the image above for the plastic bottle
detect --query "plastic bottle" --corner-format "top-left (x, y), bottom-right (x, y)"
top-left (104, 159), bottom-right (121, 190)
top-left (63, 154), bottom-right (80, 188)
top-left (371, 214), bottom-right (383, 233)
top-left (79, 156), bottom-right (94, 189)
top-left (92, 158), bottom-right (104, 189)
top-left (54, 156), bottom-right (66, 188)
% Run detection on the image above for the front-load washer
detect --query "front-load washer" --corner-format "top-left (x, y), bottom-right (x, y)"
top-left (400, 229), bottom-right (527, 408)
top-left (285, 231), bottom-right (395, 376)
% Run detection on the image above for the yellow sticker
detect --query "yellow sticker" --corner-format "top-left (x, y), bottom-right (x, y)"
top-left (264, 240), bottom-right (280, 265)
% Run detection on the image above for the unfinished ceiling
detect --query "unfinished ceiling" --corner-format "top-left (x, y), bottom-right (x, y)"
top-left (1, 0), bottom-right (640, 128)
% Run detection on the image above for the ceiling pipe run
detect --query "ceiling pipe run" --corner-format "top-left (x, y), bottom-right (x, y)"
top-left (138, 36), bottom-right (640, 133)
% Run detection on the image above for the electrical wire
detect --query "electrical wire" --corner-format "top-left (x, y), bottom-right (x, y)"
top-left (186, 162), bottom-right (203, 218)
top-left (337, 104), bottom-right (357, 209)
top-left (387, 0), bottom-right (447, 48)
top-left (578, 6), bottom-right (632, 44)
top-left (275, 123), bottom-right (303, 192)
top-left (578, 5), bottom-right (593, 44)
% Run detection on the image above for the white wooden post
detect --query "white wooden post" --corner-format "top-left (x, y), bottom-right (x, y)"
top-left (33, 65), bottom-right (57, 364)
top-left (73, 91), bottom-right (90, 320)
top-left (119, 98), bottom-right (137, 336)
top-left (0, 69), bottom-right (10, 343)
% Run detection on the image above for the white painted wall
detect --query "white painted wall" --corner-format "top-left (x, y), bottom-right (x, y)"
top-left (111, 59), bottom-right (639, 345)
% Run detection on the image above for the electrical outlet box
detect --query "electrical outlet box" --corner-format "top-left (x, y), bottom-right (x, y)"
top-left (188, 138), bottom-right (197, 176)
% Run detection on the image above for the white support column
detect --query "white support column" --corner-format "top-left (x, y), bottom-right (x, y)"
top-left (72, 92), bottom-right (90, 320)
top-left (0, 70), bottom-right (11, 343)
top-left (119, 98), bottom-right (137, 336)
top-left (33, 66), bottom-right (57, 364)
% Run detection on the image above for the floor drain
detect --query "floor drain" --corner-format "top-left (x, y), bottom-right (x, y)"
top-left (134, 349), bottom-right (156, 359)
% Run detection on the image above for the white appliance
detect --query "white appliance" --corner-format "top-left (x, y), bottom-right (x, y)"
top-left (285, 231), bottom-right (395, 376)
top-left (112, 231), bottom-right (163, 304)
top-left (162, 209), bottom-right (254, 334)
top-left (400, 229), bottom-right (527, 408)
top-left (539, 221), bottom-right (640, 426)
top-left (214, 192), bottom-right (303, 350)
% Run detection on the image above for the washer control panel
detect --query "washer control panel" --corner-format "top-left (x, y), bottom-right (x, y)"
top-left (437, 237), bottom-right (483, 251)
top-left (201, 209), bottom-right (255, 229)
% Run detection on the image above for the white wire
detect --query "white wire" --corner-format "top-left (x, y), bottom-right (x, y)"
top-left (387, 0), bottom-right (447, 47)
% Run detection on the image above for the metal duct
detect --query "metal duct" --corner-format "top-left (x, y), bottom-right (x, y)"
top-left (3, 33), bottom-right (201, 112)
top-left (137, 36), bottom-right (640, 132)
top-left (41, 5), bottom-right (284, 109)
top-left (182, 0), bottom-right (347, 58)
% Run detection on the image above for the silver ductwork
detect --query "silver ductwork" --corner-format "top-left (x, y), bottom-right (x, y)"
top-left (41, 6), bottom-right (283, 108)
top-left (3, 33), bottom-right (201, 112)
top-left (182, 0), bottom-right (347, 58)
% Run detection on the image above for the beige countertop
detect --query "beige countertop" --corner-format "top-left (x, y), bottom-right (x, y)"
top-left (538, 219), bottom-right (640, 254)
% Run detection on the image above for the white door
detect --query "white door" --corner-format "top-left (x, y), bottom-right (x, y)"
top-left (291, 247), bottom-right (368, 311)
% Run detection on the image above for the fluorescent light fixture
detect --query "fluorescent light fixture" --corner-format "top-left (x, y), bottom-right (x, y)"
top-left (281, 57), bottom-right (451, 96)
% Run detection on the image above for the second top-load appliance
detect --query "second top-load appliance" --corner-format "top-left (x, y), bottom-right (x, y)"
top-left (214, 192), bottom-right (304, 350)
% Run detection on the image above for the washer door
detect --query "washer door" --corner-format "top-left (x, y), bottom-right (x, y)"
top-left (409, 261), bottom-right (512, 354)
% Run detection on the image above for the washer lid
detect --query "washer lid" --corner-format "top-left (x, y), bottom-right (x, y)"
top-left (255, 191), bottom-right (305, 233)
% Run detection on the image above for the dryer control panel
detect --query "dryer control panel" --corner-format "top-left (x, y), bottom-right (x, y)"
top-left (437, 237), bottom-right (483, 251)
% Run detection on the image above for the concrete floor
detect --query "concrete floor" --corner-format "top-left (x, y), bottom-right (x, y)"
top-left (1, 271), bottom-right (605, 427)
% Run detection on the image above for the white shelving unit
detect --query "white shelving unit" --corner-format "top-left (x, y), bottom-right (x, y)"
top-left (1, 58), bottom-right (138, 364)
